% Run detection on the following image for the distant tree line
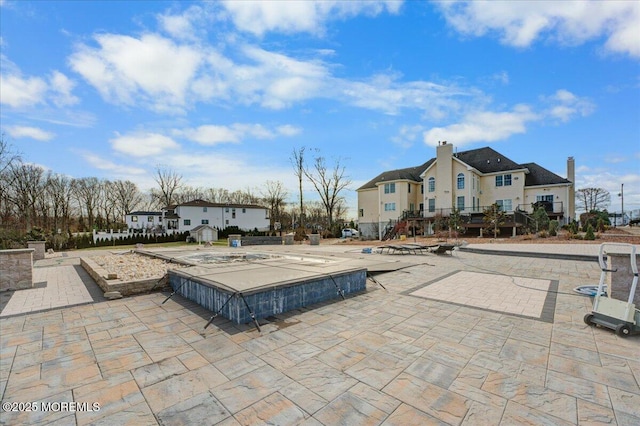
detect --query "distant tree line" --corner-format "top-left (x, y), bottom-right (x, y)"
top-left (0, 137), bottom-right (352, 249)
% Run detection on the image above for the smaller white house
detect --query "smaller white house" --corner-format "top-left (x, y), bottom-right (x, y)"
top-left (125, 200), bottom-right (270, 235)
top-left (125, 211), bottom-right (163, 232)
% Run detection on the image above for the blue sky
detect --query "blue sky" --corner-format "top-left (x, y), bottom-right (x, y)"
top-left (1, 0), bottom-right (639, 218)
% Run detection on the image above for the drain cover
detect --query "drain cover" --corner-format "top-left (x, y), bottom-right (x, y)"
top-left (574, 285), bottom-right (607, 297)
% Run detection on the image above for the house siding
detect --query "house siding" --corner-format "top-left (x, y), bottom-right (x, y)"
top-left (357, 143), bottom-right (573, 240)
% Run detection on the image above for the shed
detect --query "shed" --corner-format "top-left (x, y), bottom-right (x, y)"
top-left (189, 225), bottom-right (219, 243)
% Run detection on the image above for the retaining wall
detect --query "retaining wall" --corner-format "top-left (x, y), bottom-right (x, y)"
top-left (80, 257), bottom-right (165, 296)
top-left (0, 249), bottom-right (34, 291)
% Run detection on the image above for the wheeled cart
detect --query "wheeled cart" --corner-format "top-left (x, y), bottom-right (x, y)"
top-left (584, 243), bottom-right (639, 337)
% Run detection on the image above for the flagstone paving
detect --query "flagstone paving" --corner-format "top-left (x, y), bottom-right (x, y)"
top-left (0, 244), bottom-right (638, 425)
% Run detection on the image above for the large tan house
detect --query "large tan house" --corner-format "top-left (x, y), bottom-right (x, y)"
top-left (357, 142), bottom-right (575, 240)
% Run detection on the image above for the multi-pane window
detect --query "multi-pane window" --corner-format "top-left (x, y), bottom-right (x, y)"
top-left (131, 216), bottom-right (138, 222)
top-left (428, 199), bottom-right (435, 212)
top-left (428, 177), bottom-right (435, 192)
top-left (457, 196), bottom-right (465, 211)
top-left (384, 203), bottom-right (396, 211)
top-left (496, 174), bottom-right (512, 187)
top-left (457, 173), bottom-right (465, 190)
top-left (201, 219), bottom-right (209, 225)
top-left (496, 199), bottom-right (512, 212)
top-left (184, 219), bottom-right (191, 226)
top-left (384, 183), bottom-right (396, 194)
top-left (148, 216), bottom-right (154, 222)
top-left (203, 207), bottom-right (208, 212)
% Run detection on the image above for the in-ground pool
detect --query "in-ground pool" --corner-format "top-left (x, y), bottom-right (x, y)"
top-left (166, 251), bottom-right (367, 325)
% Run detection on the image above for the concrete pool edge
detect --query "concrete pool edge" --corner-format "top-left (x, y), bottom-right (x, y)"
top-left (168, 268), bottom-right (367, 324)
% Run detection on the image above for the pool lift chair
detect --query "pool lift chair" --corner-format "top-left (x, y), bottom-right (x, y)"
top-left (584, 243), bottom-right (640, 337)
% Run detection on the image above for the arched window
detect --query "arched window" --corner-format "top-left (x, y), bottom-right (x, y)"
top-left (457, 173), bottom-right (465, 190)
top-left (428, 177), bottom-right (435, 192)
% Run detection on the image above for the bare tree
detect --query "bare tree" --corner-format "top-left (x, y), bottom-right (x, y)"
top-left (304, 155), bottom-right (352, 228)
top-left (0, 134), bottom-right (20, 176)
top-left (5, 162), bottom-right (46, 232)
top-left (0, 135), bottom-right (21, 227)
top-left (576, 187), bottom-right (611, 212)
top-left (112, 180), bottom-right (143, 220)
top-left (46, 172), bottom-right (74, 234)
top-left (206, 187), bottom-right (230, 203)
top-left (290, 147), bottom-right (306, 230)
top-left (152, 166), bottom-right (183, 208)
top-left (261, 180), bottom-right (288, 232)
top-left (72, 177), bottom-right (101, 230)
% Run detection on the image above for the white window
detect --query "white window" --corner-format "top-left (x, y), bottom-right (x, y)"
top-left (148, 216), bottom-right (154, 222)
top-left (537, 195), bottom-right (554, 202)
top-left (496, 199), bottom-right (512, 212)
top-left (201, 219), bottom-right (209, 225)
top-left (184, 219), bottom-right (191, 226)
top-left (428, 199), bottom-right (435, 212)
top-left (203, 207), bottom-right (208, 212)
top-left (131, 215), bottom-right (138, 222)
top-left (384, 203), bottom-right (396, 211)
top-left (457, 173), bottom-right (465, 190)
top-left (496, 174), bottom-right (512, 187)
top-left (384, 183), bottom-right (396, 194)
top-left (428, 177), bottom-right (435, 192)
top-left (457, 196), bottom-right (465, 211)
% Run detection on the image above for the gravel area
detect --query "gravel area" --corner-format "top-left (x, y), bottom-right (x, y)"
top-left (92, 252), bottom-right (188, 281)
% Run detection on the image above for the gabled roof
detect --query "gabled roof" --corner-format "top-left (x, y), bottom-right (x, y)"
top-left (358, 146), bottom-right (571, 190)
top-left (521, 162), bottom-right (571, 186)
top-left (358, 160), bottom-right (434, 190)
top-left (454, 147), bottom-right (524, 174)
top-left (189, 224), bottom-right (218, 233)
top-left (175, 199), bottom-right (266, 209)
top-left (126, 211), bottom-right (162, 216)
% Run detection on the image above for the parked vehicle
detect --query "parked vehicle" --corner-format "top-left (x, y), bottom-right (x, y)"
top-left (342, 228), bottom-right (359, 238)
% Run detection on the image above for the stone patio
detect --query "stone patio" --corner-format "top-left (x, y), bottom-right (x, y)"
top-left (0, 244), bottom-right (638, 425)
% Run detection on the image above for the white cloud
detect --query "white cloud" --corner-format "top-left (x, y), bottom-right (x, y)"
top-left (0, 58), bottom-right (79, 109)
top-left (543, 89), bottom-right (595, 122)
top-left (423, 104), bottom-right (539, 146)
top-left (220, 0), bottom-right (402, 36)
top-left (0, 73), bottom-right (47, 108)
top-left (49, 71), bottom-right (79, 107)
top-left (83, 153), bottom-right (147, 176)
top-left (65, 23), bottom-right (482, 118)
top-left (277, 124), bottom-right (302, 137)
top-left (177, 122), bottom-right (301, 145)
top-left (69, 33), bottom-right (203, 112)
top-left (6, 125), bottom-right (54, 141)
top-left (391, 124), bottom-right (424, 148)
top-left (110, 132), bottom-right (180, 157)
top-left (435, 1), bottom-right (640, 58)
